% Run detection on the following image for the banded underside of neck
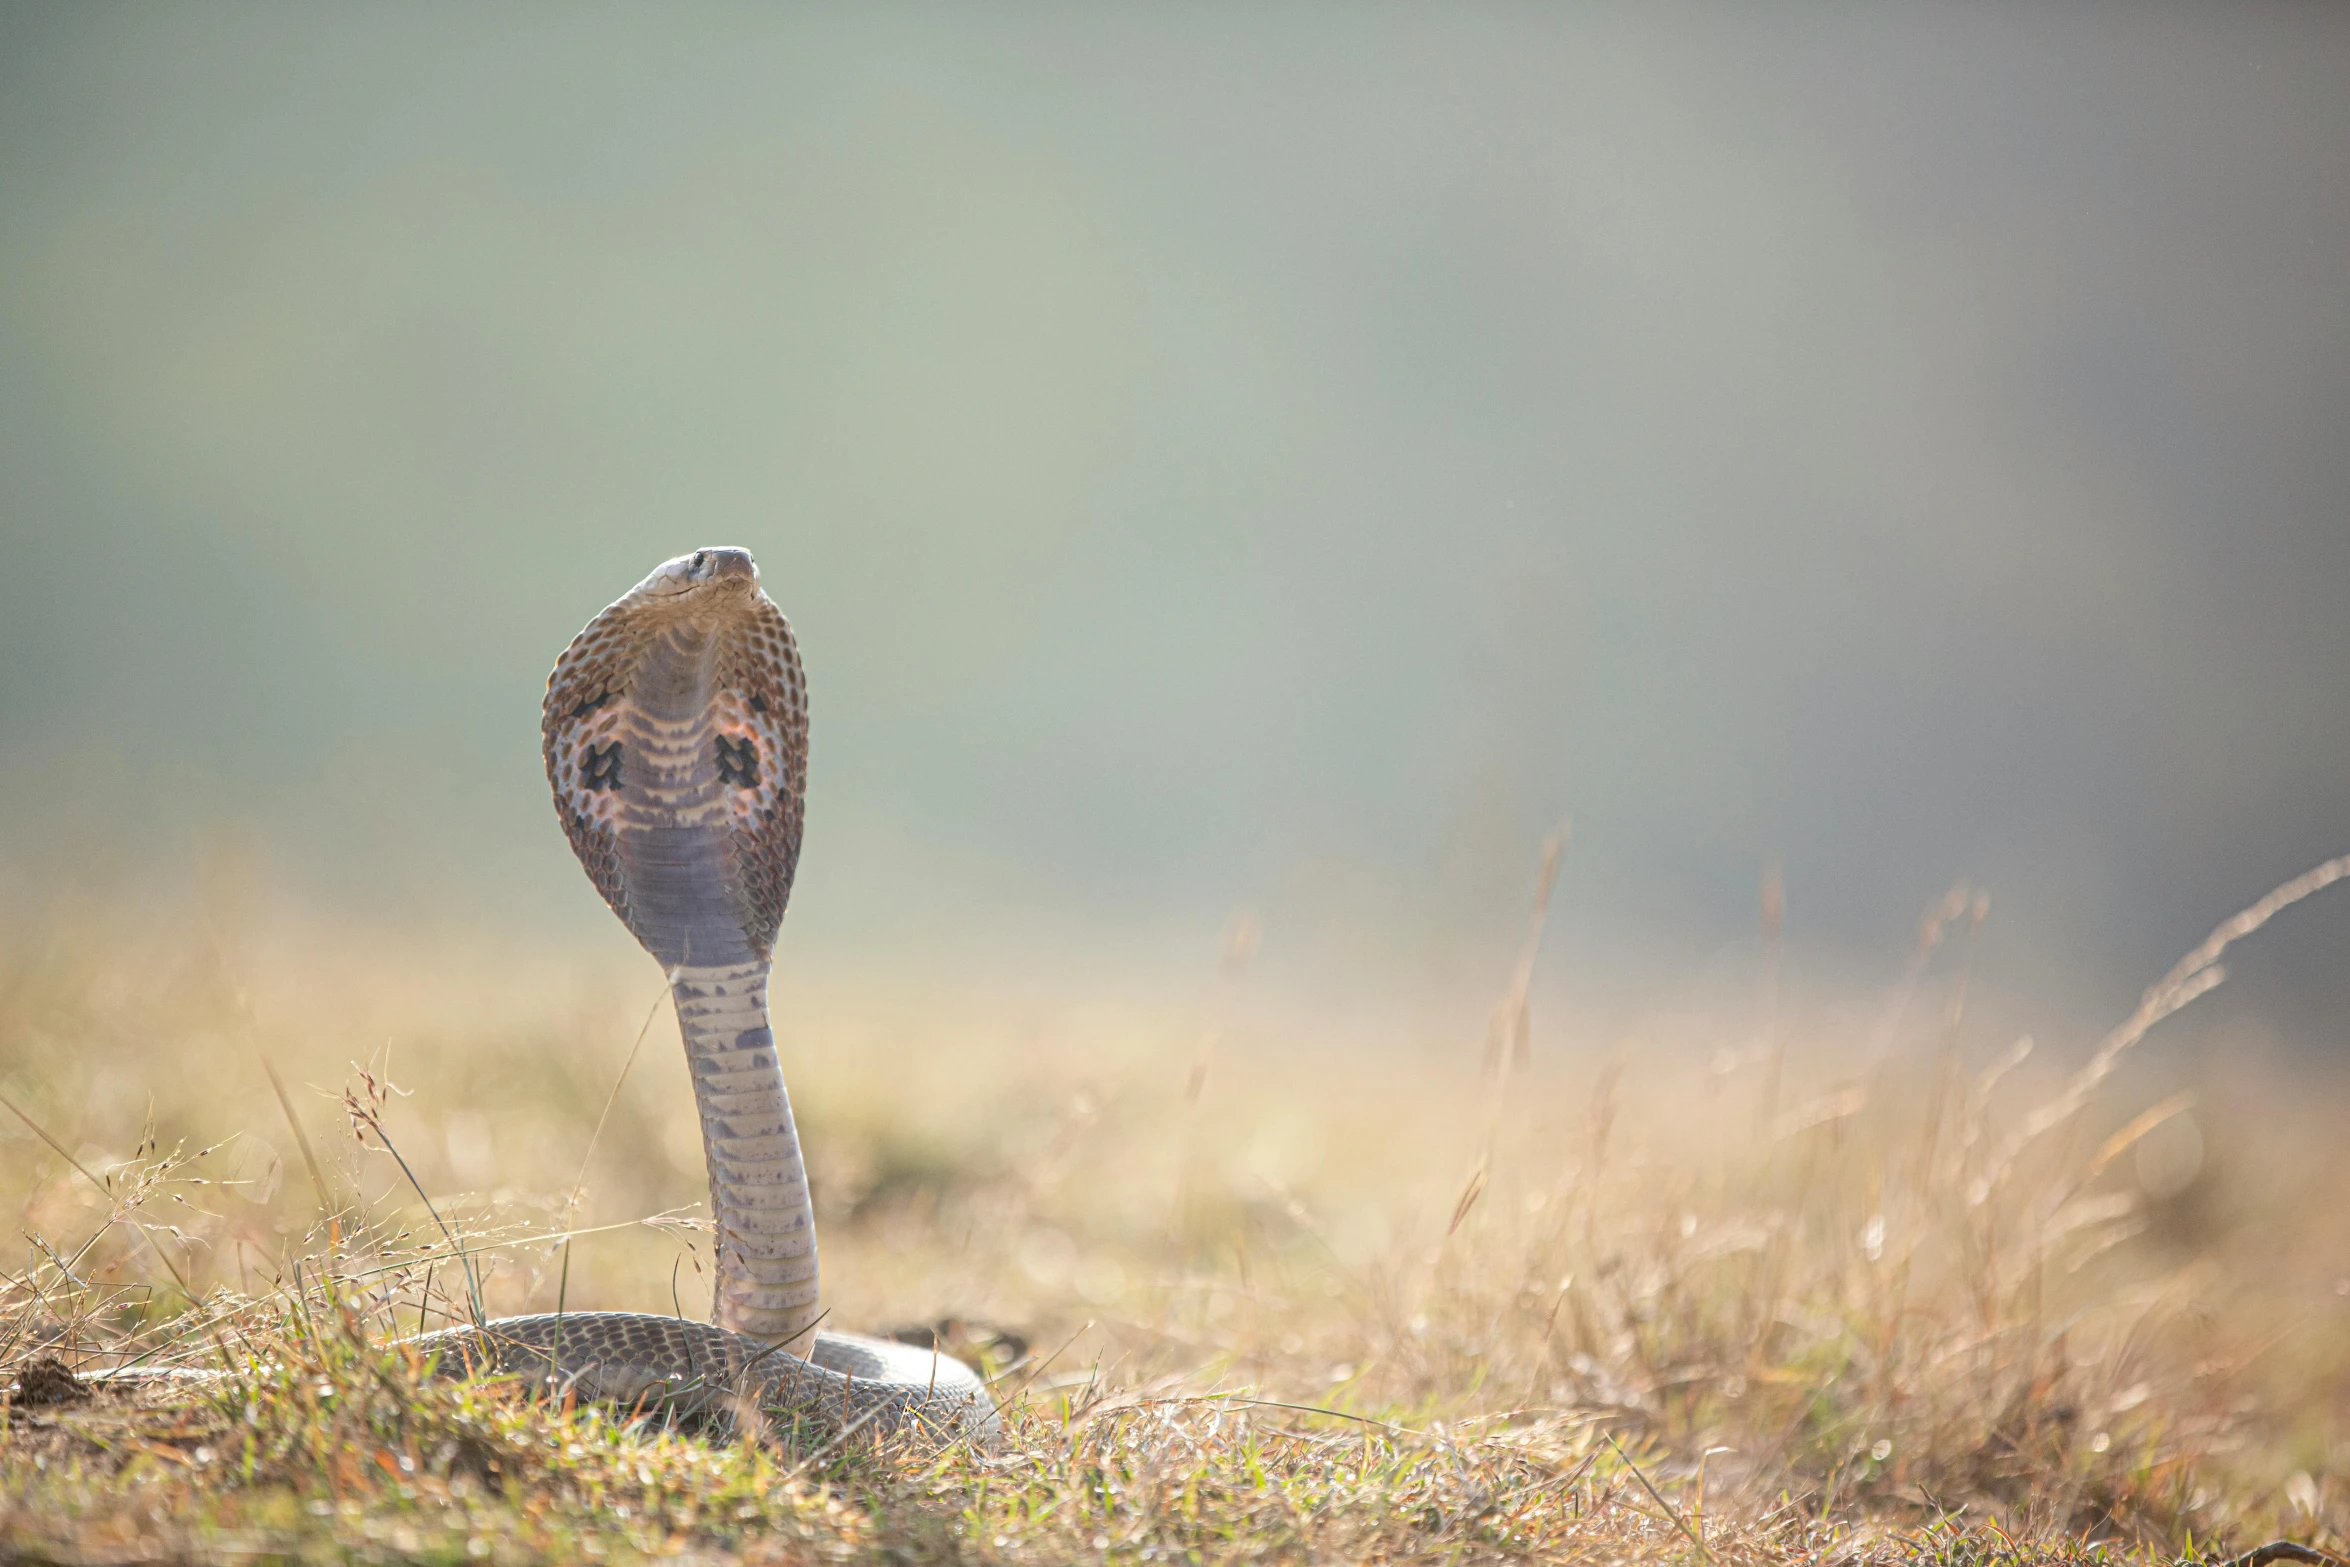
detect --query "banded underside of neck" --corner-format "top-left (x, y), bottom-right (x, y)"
top-left (614, 625), bottom-right (819, 1348)
top-left (674, 960), bottom-right (820, 1346)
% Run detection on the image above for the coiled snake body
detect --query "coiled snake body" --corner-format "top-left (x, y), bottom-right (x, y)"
top-left (108, 551), bottom-right (995, 1444)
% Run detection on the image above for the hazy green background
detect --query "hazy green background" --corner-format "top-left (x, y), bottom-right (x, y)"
top-left (3, 3), bottom-right (2347, 1049)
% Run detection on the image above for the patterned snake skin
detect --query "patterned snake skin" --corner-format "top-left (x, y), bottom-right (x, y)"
top-left (438, 547), bottom-right (996, 1444)
top-left (409, 1308), bottom-right (993, 1446)
top-left (108, 551), bottom-right (996, 1446)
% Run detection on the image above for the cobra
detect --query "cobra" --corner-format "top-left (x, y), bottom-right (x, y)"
top-left (427, 546), bottom-right (998, 1442)
top-left (98, 550), bottom-right (997, 1445)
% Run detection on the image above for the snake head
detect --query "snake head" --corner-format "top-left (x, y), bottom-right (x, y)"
top-left (627, 547), bottom-right (762, 606)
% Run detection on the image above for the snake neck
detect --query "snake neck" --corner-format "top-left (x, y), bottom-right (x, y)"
top-left (606, 624), bottom-right (815, 1344)
top-left (672, 961), bottom-right (820, 1348)
top-left (616, 624), bottom-right (760, 970)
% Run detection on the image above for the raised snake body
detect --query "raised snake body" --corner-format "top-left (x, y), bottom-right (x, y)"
top-left (107, 550), bottom-right (996, 1444)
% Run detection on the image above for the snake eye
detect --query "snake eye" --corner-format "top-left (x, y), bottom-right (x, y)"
top-left (691, 551), bottom-right (709, 573)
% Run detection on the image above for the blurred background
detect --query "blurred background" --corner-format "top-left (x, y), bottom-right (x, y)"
top-left (3, 1), bottom-right (2348, 1067)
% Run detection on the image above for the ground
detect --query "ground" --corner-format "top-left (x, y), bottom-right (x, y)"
top-left (0, 872), bottom-right (2345, 1564)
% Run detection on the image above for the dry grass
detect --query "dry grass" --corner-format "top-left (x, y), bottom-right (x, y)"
top-left (0, 860), bottom-right (2347, 1564)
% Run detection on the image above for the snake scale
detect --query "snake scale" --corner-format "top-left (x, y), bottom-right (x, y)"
top-left (92, 549), bottom-right (997, 1446)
